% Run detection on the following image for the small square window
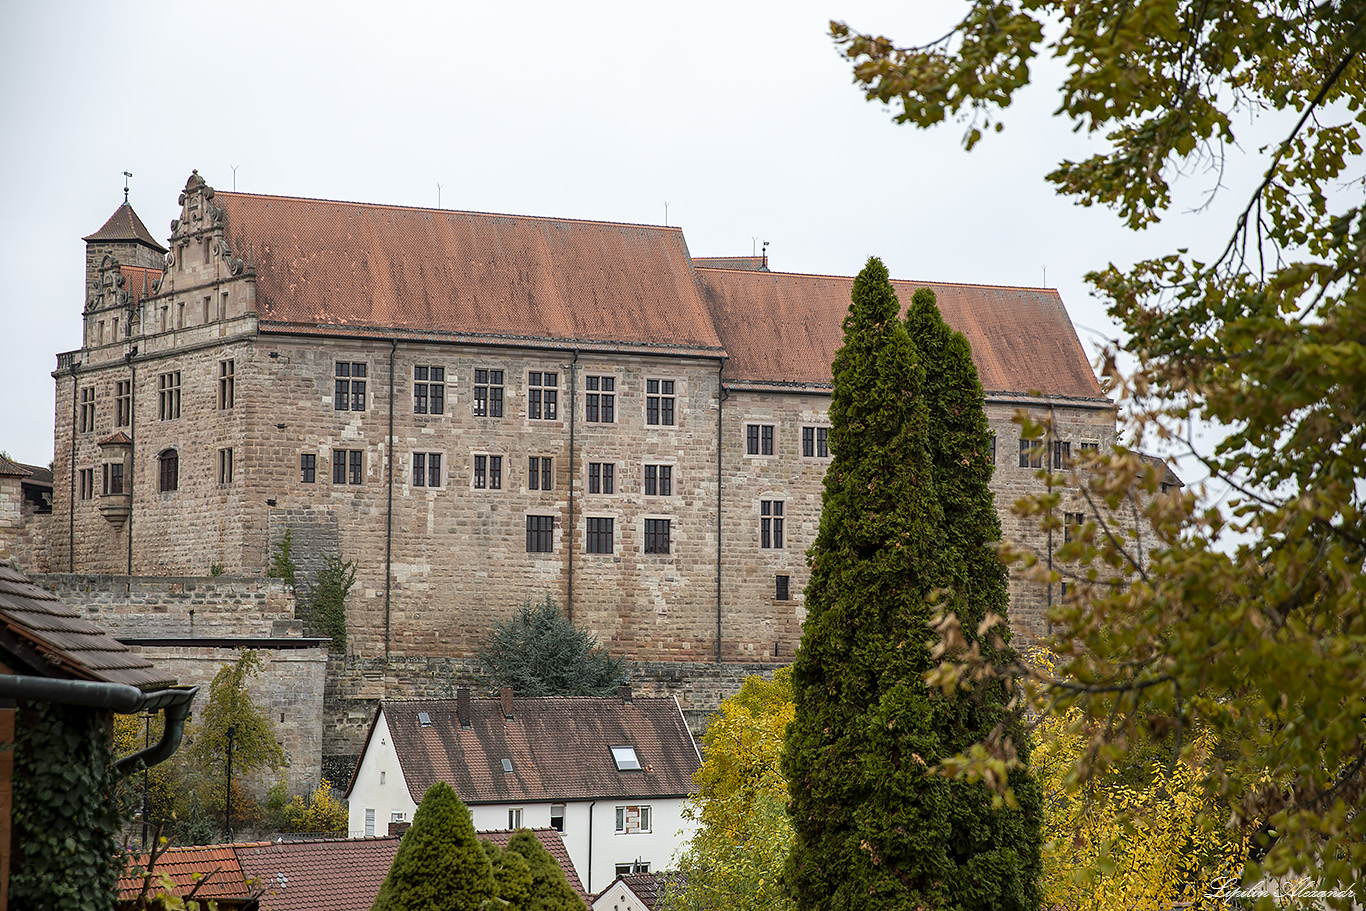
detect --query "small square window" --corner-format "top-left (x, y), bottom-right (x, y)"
top-left (643, 464), bottom-right (672, 497)
top-left (413, 452), bottom-right (443, 488)
top-left (529, 456), bottom-right (553, 492)
top-left (588, 462), bottom-right (615, 495)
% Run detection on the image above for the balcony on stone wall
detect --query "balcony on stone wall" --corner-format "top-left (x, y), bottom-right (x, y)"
top-left (99, 492), bottom-right (131, 526)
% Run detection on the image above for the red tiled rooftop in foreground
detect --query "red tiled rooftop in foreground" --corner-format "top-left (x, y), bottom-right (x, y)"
top-left (117, 843), bottom-right (256, 903)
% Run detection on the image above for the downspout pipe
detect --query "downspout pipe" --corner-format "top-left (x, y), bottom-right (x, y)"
top-left (587, 799), bottom-right (595, 894)
top-left (0, 676), bottom-right (198, 777)
top-left (567, 349), bottom-right (579, 621)
top-left (716, 357), bottom-right (728, 665)
top-left (385, 338), bottom-right (397, 661)
top-left (68, 365), bottom-right (78, 572)
top-left (127, 356), bottom-right (136, 577)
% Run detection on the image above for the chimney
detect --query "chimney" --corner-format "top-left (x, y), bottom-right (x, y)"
top-left (457, 687), bottom-right (472, 729)
top-left (500, 686), bottom-right (514, 719)
top-left (618, 684), bottom-right (633, 704)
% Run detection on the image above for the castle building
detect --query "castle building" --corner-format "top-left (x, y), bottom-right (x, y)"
top-left (51, 171), bottom-right (1114, 670)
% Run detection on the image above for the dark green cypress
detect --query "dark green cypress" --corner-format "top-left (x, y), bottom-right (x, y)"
top-left (507, 828), bottom-right (585, 911)
top-left (372, 782), bottom-right (495, 911)
top-left (783, 260), bottom-right (1041, 911)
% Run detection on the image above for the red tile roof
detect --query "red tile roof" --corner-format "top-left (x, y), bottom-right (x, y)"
top-left (0, 564), bottom-right (174, 688)
top-left (209, 829), bottom-right (587, 911)
top-left (361, 695), bottom-right (700, 805)
top-left (118, 264), bottom-right (164, 301)
top-left (0, 455), bottom-right (29, 478)
top-left (696, 268), bottom-right (1107, 401)
top-left (83, 202), bottom-right (167, 252)
top-left (609, 871), bottom-right (685, 909)
top-left (215, 192), bottom-right (725, 356)
top-left (118, 843), bottom-right (257, 903)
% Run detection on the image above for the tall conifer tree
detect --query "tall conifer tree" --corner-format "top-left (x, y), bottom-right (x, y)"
top-left (372, 782), bottom-right (495, 911)
top-left (783, 260), bottom-right (1041, 911)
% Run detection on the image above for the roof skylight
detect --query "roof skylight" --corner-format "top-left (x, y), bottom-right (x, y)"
top-left (501, 758), bottom-right (514, 773)
top-left (610, 745), bottom-right (642, 771)
top-left (417, 712), bottom-right (432, 726)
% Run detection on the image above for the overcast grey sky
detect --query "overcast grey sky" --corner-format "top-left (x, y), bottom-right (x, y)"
top-left (1, 1), bottom-right (1272, 474)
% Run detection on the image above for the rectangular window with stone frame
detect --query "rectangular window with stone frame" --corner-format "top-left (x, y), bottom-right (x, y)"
top-left (528, 456), bottom-right (553, 492)
top-left (586, 517), bottom-right (614, 554)
top-left (645, 379), bottom-right (675, 426)
top-left (474, 454), bottom-right (503, 490)
top-left (1019, 436), bottom-right (1044, 469)
top-left (102, 462), bottom-right (124, 496)
top-left (219, 360), bottom-right (235, 410)
top-left (413, 452), bottom-right (443, 488)
top-left (801, 426), bottom-right (829, 458)
top-left (588, 462), bottom-right (615, 495)
top-left (332, 449), bottom-right (364, 485)
top-left (644, 464), bottom-right (672, 497)
top-left (115, 381), bottom-right (131, 428)
top-left (79, 387), bottom-right (95, 433)
top-left (528, 371), bottom-right (558, 420)
top-left (644, 518), bottom-right (671, 555)
top-left (218, 448), bottom-right (234, 485)
top-left (585, 375), bottom-right (615, 423)
top-left (761, 500), bottom-right (784, 548)
top-left (747, 423), bottom-right (774, 456)
top-left (79, 468), bottom-right (94, 500)
top-left (300, 453), bottom-right (316, 484)
top-left (334, 362), bottom-right (366, 411)
top-left (474, 369), bottom-right (504, 417)
top-left (526, 515), bottom-right (554, 553)
top-left (413, 366), bottom-right (445, 415)
top-left (158, 372), bottom-right (181, 421)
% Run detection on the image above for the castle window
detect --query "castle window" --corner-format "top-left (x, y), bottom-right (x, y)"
top-left (586, 517), bottom-right (614, 554)
top-left (79, 468), bottom-right (94, 500)
top-left (219, 360), bottom-right (235, 410)
top-left (989, 432), bottom-right (997, 465)
top-left (333, 449), bottom-right (364, 485)
top-left (158, 372), bottom-right (181, 421)
top-left (801, 426), bottom-right (829, 458)
top-left (413, 452), bottom-right (443, 488)
top-left (158, 450), bottom-right (179, 492)
top-left (79, 387), bottom-right (95, 433)
top-left (112, 317), bottom-right (119, 339)
top-left (588, 462), bottom-right (615, 495)
top-left (334, 362), bottom-right (366, 411)
top-left (102, 462), bottom-right (124, 496)
top-left (413, 366), bottom-right (445, 415)
top-left (473, 369), bottom-right (504, 417)
top-left (1019, 436), bottom-right (1043, 469)
top-left (115, 381), bottom-right (132, 428)
top-left (645, 379), bottom-right (675, 426)
top-left (644, 518), bottom-right (671, 555)
top-left (643, 464), bottom-right (672, 497)
top-left (177, 301), bottom-right (185, 329)
top-left (218, 292), bottom-right (228, 321)
top-left (528, 371), bottom-right (558, 420)
top-left (1052, 440), bottom-right (1072, 469)
top-left (528, 456), bottom-right (553, 491)
top-left (1064, 512), bottom-right (1085, 544)
top-left (1080, 441), bottom-right (1099, 453)
top-left (746, 424), bottom-right (774, 456)
top-left (218, 448), bottom-right (234, 485)
top-left (585, 375), bottom-right (615, 423)
top-left (300, 453), bottom-right (316, 483)
top-left (761, 500), bottom-right (784, 548)
top-left (526, 515), bottom-right (554, 553)
top-left (776, 574), bottom-right (791, 601)
top-left (474, 454), bottom-right (502, 490)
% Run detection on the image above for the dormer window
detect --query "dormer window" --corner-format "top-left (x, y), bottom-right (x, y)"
top-left (611, 745), bottom-right (641, 771)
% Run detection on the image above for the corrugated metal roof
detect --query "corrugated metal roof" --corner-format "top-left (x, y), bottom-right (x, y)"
top-left (216, 192), bottom-right (724, 354)
top-left (696, 268), bottom-right (1107, 401)
top-left (376, 696), bottom-right (700, 806)
top-left (0, 565), bottom-right (173, 688)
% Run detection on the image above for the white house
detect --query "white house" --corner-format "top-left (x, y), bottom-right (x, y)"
top-left (343, 686), bottom-right (702, 894)
top-left (593, 872), bottom-right (684, 911)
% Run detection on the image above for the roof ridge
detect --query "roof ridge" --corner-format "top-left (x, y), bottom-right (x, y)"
top-left (218, 190), bottom-right (685, 234)
top-left (706, 266), bottom-right (1061, 293)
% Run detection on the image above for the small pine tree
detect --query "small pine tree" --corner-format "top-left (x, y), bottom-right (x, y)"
top-left (506, 829), bottom-right (584, 911)
top-left (482, 838), bottom-right (533, 907)
top-left (477, 596), bottom-right (626, 696)
top-left (372, 782), bottom-right (495, 911)
top-left (783, 258), bottom-right (1041, 910)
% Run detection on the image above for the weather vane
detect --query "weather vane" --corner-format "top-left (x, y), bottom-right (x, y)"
top-left (122, 171), bottom-right (133, 204)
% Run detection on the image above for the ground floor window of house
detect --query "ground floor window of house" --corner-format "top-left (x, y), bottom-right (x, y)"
top-left (551, 804), bottom-right (565, 831)
top-left (508, 808), bottom-right (523, 829)
top-left (365, 808), bottom-right (375, 837)
top-left (615, 805), bottom-right (651, 833)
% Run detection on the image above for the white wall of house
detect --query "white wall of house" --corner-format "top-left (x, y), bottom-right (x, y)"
top-left (347, 711), bottom-right (419, 838)
top-left (470, 796), bottom-right (694, 895)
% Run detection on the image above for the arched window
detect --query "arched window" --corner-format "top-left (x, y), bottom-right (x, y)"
top-left (158, 449), bottom-right (179, 492)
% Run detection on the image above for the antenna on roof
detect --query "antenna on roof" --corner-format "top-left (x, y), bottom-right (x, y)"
top-left (1042, 265), bottom-right (1047, 287)
top-left (437, 182), bottom-right (443, 209)
top-left (663, 201), bottom-right (669, 226)
top-left (752, 236), bottom-right (758, 256)
top-left (231, 165), bottom-right (239, 192)
top-left (122, 171), bottom-right (133, 204)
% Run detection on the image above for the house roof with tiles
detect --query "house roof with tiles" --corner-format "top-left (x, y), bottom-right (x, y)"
top-left (347, 689), bottom-right (701, 805)
top-left (0, 564), bottom-right (174, 688)
top-left (694, 266), bottom-right (1108, 402)
top-left (117, 842), bottom-right (258, 904)
top-left (598, 871), bottom-right (686, 910)
top-left (83, 201), bottom-right (168, 252)
top-left (214, 192), bottom-right (726, 357)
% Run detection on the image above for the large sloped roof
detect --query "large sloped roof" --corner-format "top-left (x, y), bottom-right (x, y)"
top-left (215, 192), bottom-right (725, 356)
top-left (696, 267), bottom-right (1106, 400)
top-left (82, 201), bottom-right (168, 252)
top-left (117, 843), bottom-right (255, 903)
top-left (0, 564), bottom-right (173, 688)
top-left (366, 695), bottom-right (700, 805)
